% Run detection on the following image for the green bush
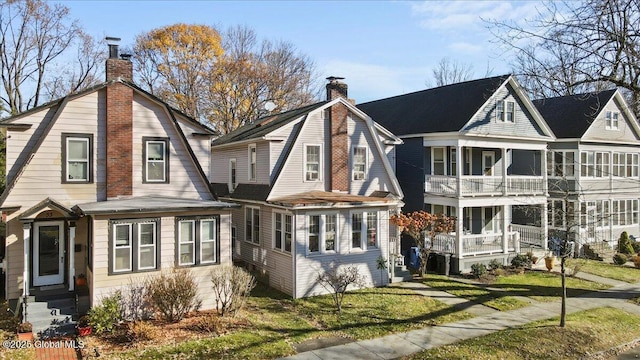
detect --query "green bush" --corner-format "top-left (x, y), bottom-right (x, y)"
top-left (488, 259), bottom-right (503, 271)
top-left (618, 231), bottom-right (635, 255)
top-left (511, 254), bottom-right (532, 268)
top-left (631, 240), bottom-right (640, 254)
top-left (613, 253), bottom-right (628, 265)
top-left (470, 263), bottom-right (488, 279)
top-left (146, 267), bottom-right (201, 322)
top-left (88, 291), bottom-right (123, 334)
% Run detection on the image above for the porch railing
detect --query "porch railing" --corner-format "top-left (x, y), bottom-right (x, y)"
top-left (512, 224), bottom-right (546, 248)
top-left (431, 234), bottom-right (456, 253)
top-left (425, 175), bottom-right (545, 196)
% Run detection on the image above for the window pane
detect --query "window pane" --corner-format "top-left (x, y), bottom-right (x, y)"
top-left (180, 244), bottom-right (194, 264)
top-left (115, 248), bottom-right (131, 271)
top-left (554, 152), bottom-right (564, 176)
top-left (68, 139), bottom-right (88, 160)
top-left (147, 162), bottom-right (165, 181)
top-left (275, 213), bottom-right (282, 249)
top-left (147, 142), bottom-right (164, 160)
top-left (201, 220), bottom-right (215, 241)
top-left (285, 215), bottom-right (292, 252)
top-left (180, 222), bottom-right (193, 243)
top-left (367, 212), bottom-right (377, 247)
top-left (246, 208), bottom-right (253, 242)
top-left (566, 152), bottom-right (575, 176)
top-left (139, 246), bottom-right (155, 269)
top-left (201, 241), bottom-right (216, 263)
top-left (352, 213), bottom-right (362, 248)
top-left (139, 223), bottom-right (155, 245)
top-left (68, 162), bottom-right (88, 180)
top-left (253, 209), bottom-right (260, 243)
top-left (309, 215), bottom-right (319, 252)
top-left (326, 215), bottom-right (336, 251)
top-left (306, 146), bottom-right (320, 181)
top-left (115, 225), bottom-right (130, 246)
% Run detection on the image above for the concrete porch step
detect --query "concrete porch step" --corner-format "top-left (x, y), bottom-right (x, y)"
top-left (25, 296), bottom-right (76, 339)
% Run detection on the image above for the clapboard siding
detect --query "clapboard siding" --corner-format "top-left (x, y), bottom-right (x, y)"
top-left (348, 114), bottom-right (394, 195)
top-left (582, 97), bottom-right (640, 143)
top-left (175, 113), bottom-right (212, 181)
top-left (132, 94), bottom-right (211, 199)
top-left (463, 84), bottom-right (547, 139)
top-left (210, 141), bottom-right (271, 186)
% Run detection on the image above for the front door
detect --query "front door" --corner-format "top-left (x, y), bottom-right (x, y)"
top-left (33, 221), bottom-right (64, 287)
top-left (482, 151), bottom-right (495, 176)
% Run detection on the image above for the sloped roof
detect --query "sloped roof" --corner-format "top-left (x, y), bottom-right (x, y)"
top-left (73, 196), bottom-right (238, 215)
top-left (269, 191), bottom-right (395, 207)
top-left (532, 90), bottom-right (617, 138)
top-left (356, 75), bottom-right (510, 136)
top-left (211, 102), bottom-right (328, 146)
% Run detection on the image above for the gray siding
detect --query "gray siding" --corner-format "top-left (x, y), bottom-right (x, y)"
top-left (582, 97), bottom-right (640, 143)
top-left (210, 141), bottom-right (271, 187)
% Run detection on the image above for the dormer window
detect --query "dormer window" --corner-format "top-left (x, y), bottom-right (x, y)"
top-left (248, 144), bottom-right (257, 181)
top-left (143, 137), bottom-right (169, 183)
top-left (496, 100), bottom-right (515, 122)
top-left (304, 144), bottom-right (322, 181)
top-left (605, 111), bottom-right (619, 130)
top-left (62, 133), bottom-right (93, 183)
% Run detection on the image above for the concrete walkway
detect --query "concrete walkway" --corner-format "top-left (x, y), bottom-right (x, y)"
top-left (280, 276), bottom-right (640, 360)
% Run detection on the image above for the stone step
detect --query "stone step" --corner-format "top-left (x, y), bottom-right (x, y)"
top-left (25, 297), bottom-right (77, 339)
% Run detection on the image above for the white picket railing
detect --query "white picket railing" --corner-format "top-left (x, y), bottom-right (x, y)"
top-left (425, 175), bottom-right (545, 196)
top-left (512, 224), bottom-right (546, 248)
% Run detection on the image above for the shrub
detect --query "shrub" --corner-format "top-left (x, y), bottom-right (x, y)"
top-left (125, 321), bottom-right (158, 342)
top-left (146, 268), bottom-right (201, 322)
top-left (631, 240), bottom-right (640, 254)
top-left (618, 231), bottom-right (635, 255)
top-left (121, 279), bottom-right (153, 321)
top-left (0, 301), bottom-right (19, 334)
top-left (493, 268), bottom-right (506, 277)
top-left (632, 255), bottom-right (640, 269)
top-left (471, 263), bottom-right (488, 279)
top-left (511, 254), bottom-right (532, 268)
top-left (191, 312), bottom-right (223, 334)
top-left (488, 259), bottom-right (503, 271)
top-left (613, 253), bottom-right (628, 265)
top-left (88, 291), bottom-right (123, 334)
top-left (16, 321), bottom-right (32, 333)
top-left (317, 263), bottom-right (365, 313)
top-left (210, 265), bottom-right (256, 317)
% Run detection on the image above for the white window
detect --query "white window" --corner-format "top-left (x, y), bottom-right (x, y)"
top-left (549, 151), bottom-right (576, 177)
top-left (605, 111), bottom-right (620, 130)
top-left (248, 144), bottom-right (257, 181)
top-left (64, 134), bottom-right (91, 182)
top-left (274, 212), bottom-right (292, 253)
top-left (432, 147), bottom-right (446, 175)
top-left (111, 220), bottom-right (159, 273)
top-left (351, 211), bottom-right (378, 250)
top-left (306, 213), bottom-right (338, 254)
top-left (305, 145), bottom-right (321, 181)
top-left (496, 100), bottom-right (515, 122)
top-left (144, 138), bottom-right (168, 183)
top-left (178, 218), bottom-right (218, 266)
top-left (245, 207), bottom-right (260, 244)
top-left (138, 223), bottom-right (156, 270)
top-left (113, 224), bottom-right (132, 272)
top-left (229, 158), bottom-right (237, 191)
top-left (581, 151), bottom-right (595, 177)
top-left (353, 146), bottom-right (367, 180)
top-left (450, 148), bottom-right (457, 176)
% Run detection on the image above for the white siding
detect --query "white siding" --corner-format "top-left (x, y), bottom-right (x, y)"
top-left (210, 141), bottom-right (271, 186)
top-left (582, 97), bottom-right (640, 143)
top-left (348, 115), bottom-right (395, 195)
top-left (175, 114), bottom-right (212, 182)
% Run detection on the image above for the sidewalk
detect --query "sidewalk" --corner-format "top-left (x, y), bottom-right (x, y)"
top-left (280, 274), bottom-right (640, 360)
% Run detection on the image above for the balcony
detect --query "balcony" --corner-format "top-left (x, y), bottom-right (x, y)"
top-left (425, 175), bottom-right (545, 197)
top-left (431, 231), bottom-right (518, 257)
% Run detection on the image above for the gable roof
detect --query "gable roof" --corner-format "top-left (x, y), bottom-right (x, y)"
top-left (532, 90), bottom-right (617, 138)
top-left (0, 79), bottom-right (218, 206)
top-left (211, 102), bottom-right (328, 147)
top-left (356, 75), bottom-right (511, 136)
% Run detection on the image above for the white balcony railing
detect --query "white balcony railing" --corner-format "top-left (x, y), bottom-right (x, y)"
top-left (425, 175), bottom-right (545, 196)
top-left (512, 224), bottom-right (546, 248)
top-left (429, 231), bottom-right (518, 257)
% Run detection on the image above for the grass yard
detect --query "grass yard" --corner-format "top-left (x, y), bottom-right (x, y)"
top-left (404, 307), bottom-right (640, 360)
top-left (423, 271), bottom-right (609, 311)
top-left (89, 284), bottom-right (473, 360)
top-left (568, 258), bottom-right (640, 283)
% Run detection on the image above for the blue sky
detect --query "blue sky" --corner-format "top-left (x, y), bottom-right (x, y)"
top-left (59, 1), bottom-right (540, 103)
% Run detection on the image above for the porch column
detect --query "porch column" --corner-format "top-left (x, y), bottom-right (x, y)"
top-left (502, 148), bottom-right (508, 195)
top-left (542, 203), bottom-right (549, 251)
top-left (68, 222), bottom-right (76, 292)
top-left (456, 145), bottom-right (463, 197)
top-left (542, 149), bottom-right (548, 194)
top-left (457, 205), bottom-right (465, 258)
top-left (22, 223), bottom-right (30, 298)
top-left (503, 205), bottom-right (510, 254)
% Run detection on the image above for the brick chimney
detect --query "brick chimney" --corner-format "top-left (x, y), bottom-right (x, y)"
top-left (105, 37), bottom-right (133, 198)
top-left (326, 77), bottom-right (349, 192)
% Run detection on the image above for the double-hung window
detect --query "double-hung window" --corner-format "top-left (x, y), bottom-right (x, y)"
top-left (177, 217), bottom-right (219, 266)
top-left (305, 144), bottom-right (321, 181)
top-left (306, 213), bottom-right (338, 255)
top-left (605, 111), bottom-right (620, 130)
top-left (143, 137), bottom-right (169, 183)
top-left (496, 100), bottom-right (515, 122)
top-left (432, 147), bottom-right (446, 175)
top-left (274, 212), bottom-right (292, 253)
top-left (351, 210), bottom-right (378, 250)
top-left (62, 133), bottom-right (92, 183)
top-left (111, 219), bottom-right (159, 274)
top-left (352, 146), bottom-right (367, 180)
top-left (248, 144), bottom-right (257, 181)
top-left (229, 159), bottom-right (237, 190)
top-left (245, 207), bottom-right (260, 244)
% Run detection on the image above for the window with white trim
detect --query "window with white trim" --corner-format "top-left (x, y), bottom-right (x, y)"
top-left (432, 147), bottom-right (446, 175)
top-left (144, 138), bottom-right (169, 183)
top-left (351, 211), bottom-right (378, 250)
top-left (248, 144), bottom-right (257, 181)
top-left (177, 217), bottom-right (219, 266)
top-left (581, 151), bottom-right (609, 178)
top-left (63, 133), bottom-right (92, 183)
top-left (450, 148), bottom-right (457, 176)
top-left (245, 206), bottom-right (260, 244)
top-left (111, 219), bottom-right (159, 274)
top-left (274, 212), bottom-right (292, 253)
top-left (496, 100), bottom-right (515, 122)
top-left (613, 152), bottom-right (639, 177)
top-left (548, 151), bottom-right (575, 177)
top-left (605, 111), bottom-right (620, 130)
top-left (611, 199), bottom-right (639, 226)
top-left (229, 158), bottom-right (237, 191)
top-left (307, 213), bottom-right (337, 254)
top-left (305, 144), bottom-right (321, 181)
top-left (353, 146), bottom-right (367, 180)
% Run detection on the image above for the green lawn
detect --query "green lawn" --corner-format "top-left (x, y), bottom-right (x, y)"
top-left (568, 258), bottom-right (640, 283)
top-left (106, 284), bottom-right (473, 360)
top-left (404, 307), bottom-right (640, 360)
top-left (423, 271), bottom-right (609, 311)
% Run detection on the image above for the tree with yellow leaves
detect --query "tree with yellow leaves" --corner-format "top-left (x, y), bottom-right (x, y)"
top-left (390, 211), bottom-right (456, 278)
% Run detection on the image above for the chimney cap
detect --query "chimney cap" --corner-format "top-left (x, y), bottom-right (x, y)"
top-left (326, 76), bottom-right (345, 82)
top-left (105, 36), bottom-right (121, 45)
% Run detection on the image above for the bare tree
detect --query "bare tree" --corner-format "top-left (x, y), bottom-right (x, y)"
top-left (428, 57), bottom-right (476, 87)
top-left (487, 0), bottom-right (640, 114)
top-left (0, 0), bottom-right (83, 115)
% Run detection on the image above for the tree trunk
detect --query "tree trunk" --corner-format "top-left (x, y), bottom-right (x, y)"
top-left (419, 249), bottom-right (430, 278)
top-left (560, 256), bottom-right (566, 327)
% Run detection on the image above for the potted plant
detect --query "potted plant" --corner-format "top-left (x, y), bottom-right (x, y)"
top-left (76, 315), bottom-right (92, 336)
top-left (545, 254), bottom-right (555, 271)
top-left (16, 321), bottom-right (33, 341)
top-left (75, 274), bottom-right (87, 287)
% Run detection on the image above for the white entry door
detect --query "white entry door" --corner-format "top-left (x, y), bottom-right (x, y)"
top-left (482, 151), bottom-right (495, 176)
top-left (33, 221), bottom-right (65, 286)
